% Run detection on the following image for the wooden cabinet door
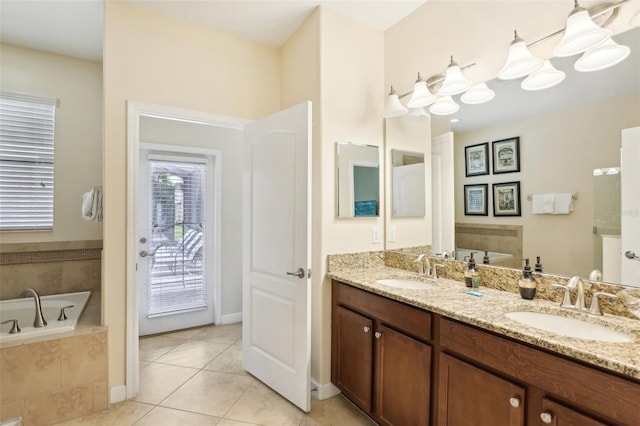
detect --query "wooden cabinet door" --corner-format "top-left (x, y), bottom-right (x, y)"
top-left (438, 353), bottom-right (525, 426)
top-left (538, 398), bottom-right (608, 426)
top-left (333, 306), bottom-right (374, 412)
top-left (375, 324), bottom-right (431, 426)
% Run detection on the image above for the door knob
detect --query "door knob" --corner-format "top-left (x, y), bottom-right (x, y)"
top-left (374, 332), bottom-right (382, 339)
top-left (363, 326), bottom-right (370, 333)
top-left (509, 397), bottom-right (520, 408)
top-left (139, 250), bottom-right (148, 258)
top-left (286, 268), bottom-right (305, 278)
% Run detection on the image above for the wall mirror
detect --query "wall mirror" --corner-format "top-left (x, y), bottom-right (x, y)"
top-left (387, 27), bottom-right (639, 287)
top-left (391, 149), bottom-right (425, 217)
top-left (336, 142), bottom-right (380, 218)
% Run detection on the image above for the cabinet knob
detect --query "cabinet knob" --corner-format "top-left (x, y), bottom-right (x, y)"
top-left (540, 412), bottom-right (553, 424)
top-left (363, 326), bottom-right (370, 333)
top-left (509, 397), bottom-right (520, 408)
top-left (374, 331), bottom-right (382, 339)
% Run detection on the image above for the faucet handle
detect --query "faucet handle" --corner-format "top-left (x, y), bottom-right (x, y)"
top-left (1, 319), bottom-right (21, 334)
top-left (432, 264), bottom-right (444, 280)
top-left (588, 292), bottom-right (618, 315)
top-left (551, 283), bottom-right (574, 308)
top-left (414, 254), bottom-right (425, 275)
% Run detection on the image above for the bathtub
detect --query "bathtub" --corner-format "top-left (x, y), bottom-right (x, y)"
top-left (0, 291), bottom-right (91, 343)
top-left (456, 248), bottom-right (514, 263)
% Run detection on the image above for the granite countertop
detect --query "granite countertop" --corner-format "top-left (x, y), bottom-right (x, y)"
top-left (328, 266), bottom-right (640, 381)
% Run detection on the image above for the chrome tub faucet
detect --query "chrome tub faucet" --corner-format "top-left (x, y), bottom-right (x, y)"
top-left (20, 288), bottom-right (47, 327)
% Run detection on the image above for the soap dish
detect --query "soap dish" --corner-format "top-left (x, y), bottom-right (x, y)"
top-left (619, 289), bottom-right (640, 319)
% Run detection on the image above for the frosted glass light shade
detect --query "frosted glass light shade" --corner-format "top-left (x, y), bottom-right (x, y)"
top-left (408, 107), bottom-right (429, 118)
top-left (383, 90), bottom-right (408, 118)
top-left (429, 96), bottom-right (459, 115)
top-left (438, 58), bottom-right (472, 96)
top-left (521, 60), bottom-right (566, 91)
top-left (553, 7), bottom-right (611, 57)
top-left (574, 39), bottom-right (630, 72)
top-left (461, 82), bottom-right (495, 104)
top-left (407, 80), bottom-right (437, 108)
top-left (498, 33), bottom-right (543, 80)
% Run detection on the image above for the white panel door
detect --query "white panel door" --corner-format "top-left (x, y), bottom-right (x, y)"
top-left (242, 102), bottom-right (311, 411)
top-left (621, 126), bottom-right (640, 287)
top-left (431, 132), bottom-right (455, 255)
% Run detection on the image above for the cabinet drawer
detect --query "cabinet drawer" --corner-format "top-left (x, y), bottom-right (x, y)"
top-left (440, 317), bottom-right (640, 425)
top-left (333, 281), bottom-right (431, 342)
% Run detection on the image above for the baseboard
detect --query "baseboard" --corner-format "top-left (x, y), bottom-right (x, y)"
top-left (110, 385), bottom-right (127, 404)
top-left (220, 312), bottom-right (242, 324)
top-left (311, 378), bottom-right (341, 400)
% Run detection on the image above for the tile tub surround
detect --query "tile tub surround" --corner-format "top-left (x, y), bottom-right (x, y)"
top-left (0, 240), bottom-right (102, 300)
top-left (0, 293), bottom-right (106, 425)
top-left (327, 266), bottom-right (640, 381)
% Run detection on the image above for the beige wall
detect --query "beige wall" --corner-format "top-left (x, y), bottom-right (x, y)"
top-left (103, 0), bottom-right (280, 390)
top-left (455, 94), bottom-right (640, 277)
top-left (0, 43), bottom-right (103, 243)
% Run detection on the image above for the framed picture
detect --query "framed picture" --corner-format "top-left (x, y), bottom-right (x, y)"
top-left (492, 137), bottom-right (520, 174)
top-left (493, 181), bottom-right (521, 216)
top-left (464, 142), bottom-right (489, 177)
top-left (464, 184), bottom-right (488, 216)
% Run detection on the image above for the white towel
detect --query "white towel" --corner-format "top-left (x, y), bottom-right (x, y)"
top-left (532, 194), bottom-right (555, 214)
top-left (82, 188), bottom-right (103, 223)
top-left (553, 193), bottom-right (574, 214)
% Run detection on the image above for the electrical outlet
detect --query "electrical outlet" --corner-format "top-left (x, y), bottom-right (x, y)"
top-left (388, 226), bottom-right (396, 242)
top-left (372, 226), bottom-right (381, 244)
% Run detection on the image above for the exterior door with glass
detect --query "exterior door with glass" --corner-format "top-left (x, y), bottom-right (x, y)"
top-left (138, 151), bottom-right (216, 336)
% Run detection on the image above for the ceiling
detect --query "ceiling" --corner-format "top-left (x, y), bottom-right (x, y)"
top-left (0, 0), bottom-right (427, 61)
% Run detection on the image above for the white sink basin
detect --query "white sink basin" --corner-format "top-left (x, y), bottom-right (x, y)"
top-left (505, 311), bottom-right (633, 343)
top-left (376, 279), bottom-right (431, 290)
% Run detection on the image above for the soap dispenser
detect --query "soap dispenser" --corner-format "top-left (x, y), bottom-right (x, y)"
top-left (464, 252), bottom-right (479, 288)
top-left (519, 258), bottom-right (537, 300)
top-left (483, 250), bottom-right (490, 265)
top-left (534, 256), bottom-right (543, 273)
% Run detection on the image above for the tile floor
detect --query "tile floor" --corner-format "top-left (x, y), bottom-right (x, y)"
top-left (53, 323), bottom-right (376, 426)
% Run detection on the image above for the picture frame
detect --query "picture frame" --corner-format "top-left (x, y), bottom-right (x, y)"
top-left (493, 181), bottom-right (521, 216)
top-left (492, 137), bottom-right (520, 174)
top-left (464, 184), bottom-right (488, 216)
top-left (464, 142), bottom-right (489, 177)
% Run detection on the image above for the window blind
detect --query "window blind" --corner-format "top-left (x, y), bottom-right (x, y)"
top-left (0, 93), bottom-right (56, 230)
top-left (147, 158), bottom-right (207, 317)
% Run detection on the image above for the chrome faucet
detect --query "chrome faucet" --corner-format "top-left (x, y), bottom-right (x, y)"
top-left (20, 288), bottom-right (47, 327)
top-left (551, 276), bottom-right (617, 315)
top-left (414, 254), bottom-right (432, 277)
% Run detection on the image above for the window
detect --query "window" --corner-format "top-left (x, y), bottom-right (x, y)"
top-left (0, 93), bottom-right (56, 230)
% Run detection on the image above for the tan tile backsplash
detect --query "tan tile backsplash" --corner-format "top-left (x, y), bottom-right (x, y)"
top-left (0, 240), bottom-right (101, 300)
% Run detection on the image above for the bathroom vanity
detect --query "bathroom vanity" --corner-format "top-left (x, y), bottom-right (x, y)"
top-left (330, 274), bottom-right (640, 425)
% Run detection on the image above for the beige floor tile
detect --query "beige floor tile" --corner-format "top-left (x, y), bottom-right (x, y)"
top-left (300, 395), bottom-right (376, 426)
top-left (135, 406), bottom-right (221, 425)
top-left (217, 420), bottom-right (262, 426)
top-left (191, 323), bottom-right (242, 344)
top-left (136, 363), bottom-right (199, 405)
top-left (155, 340), bottom-right (230, 369)
top-left (160, 370), bottom-right (254, 417)
top-left (225, 380), bottom-right (304, 426)
top-left (170, 327), bottom-right (209, 340)
top-left (204, 344), bottom-right (249, 376)
top-left (139, 335), bottom-right (185, 361)
top-left (52, 401), bottom-right (152, 426)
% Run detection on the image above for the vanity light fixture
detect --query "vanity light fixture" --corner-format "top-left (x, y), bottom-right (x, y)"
top-left (438, 56), bottom-right (473, 96)
top-left (429, 96), bottom-right (460, 115)
top-left (407, 73), bottom-right (438, 108)
top-left (498, 30), bottom-right (543, 80)
top-left (383, 86), bottom-right (408, 118)
top-left (574, 38), bottom-right (630, 71)
top-left (460, 82), bottom-right (496, 104)
top-left (553, 0), bottom-right (612, 57)
top-left (521, 60), bottom-right (566, 91)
